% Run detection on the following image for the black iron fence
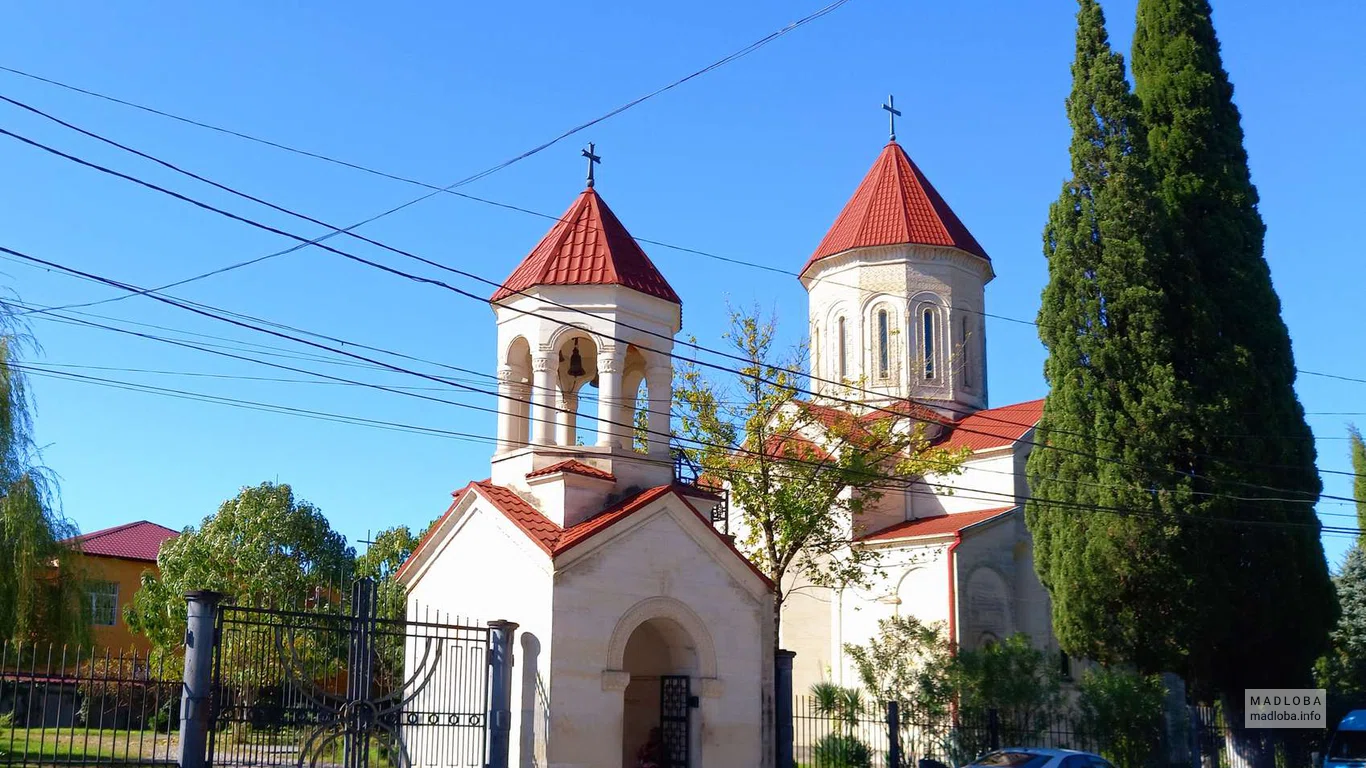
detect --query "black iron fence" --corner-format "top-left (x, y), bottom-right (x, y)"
top-left (793, 696), bottom-right (1339, 768)
top-left (0, 641), bottom-right (181, 766)
top-left (794, 696), bottom-right (1110, 768)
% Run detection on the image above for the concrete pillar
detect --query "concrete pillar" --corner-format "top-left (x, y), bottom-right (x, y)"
top-left (557, 392), bottom-right (578, 447)
top-left (531, 354), bottom-right (555, 446)
top-left (596, 348), bottom-right (623, 448)
top-left (487, 620), bottom-right (520, 768)
top-left (775, 650), bottom-right (795, 768)
top-left (178, 590), bottom-right (225, 768)
top-left (645, 362), bottom-right (672, 458)
top-left (496, 366), bottom-right (517, 453)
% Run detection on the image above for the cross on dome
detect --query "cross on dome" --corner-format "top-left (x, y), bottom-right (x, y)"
top-left (582, 142), bottom-right (601, 188)
top-left (883, 95), bottom-right (901, 142)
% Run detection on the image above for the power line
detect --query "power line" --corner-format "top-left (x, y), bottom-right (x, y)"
top-left (15, 354), bottom-right (1357, 540)
top-left (10, 242), bottom-right (1364, 542)
top-left (11, 123), bottom-right (1350, 514)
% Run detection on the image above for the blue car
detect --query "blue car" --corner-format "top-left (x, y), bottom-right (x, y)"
top-left (1326, 710), bottom-right (1366, 767)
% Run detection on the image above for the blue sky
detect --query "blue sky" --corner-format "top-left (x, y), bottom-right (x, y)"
top-left (1, 0), bottom-right (1362, 565)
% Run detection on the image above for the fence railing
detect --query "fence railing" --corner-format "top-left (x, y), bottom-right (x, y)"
top-left (0, 641), bottom-right (181, 766)
top-left (794, 696), bottom-right (1110, 768)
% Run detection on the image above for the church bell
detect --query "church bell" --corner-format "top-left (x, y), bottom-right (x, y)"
top-left (567, 339), bottom-right (586, 378)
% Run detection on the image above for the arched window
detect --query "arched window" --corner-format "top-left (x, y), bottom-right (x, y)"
top-left (812, 325), bottom-right (820, 380)
top-left (876, 309), bottom-right (889, 380)
top-left (923, 308), bottom-right (936, 380)
top-left (837, 316), bottom-right (847, 380)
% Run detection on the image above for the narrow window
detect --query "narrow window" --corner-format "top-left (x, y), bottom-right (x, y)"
top-left (812, 326), bottom-right (820, 378)
top-left (877, 309), bottom-right (889, 379)
top-left (923, 309), bottom-right (935, 379)
top-left (837, 317), bottom-right (847, 380)
top-left (961, 318), bottom-right (971, 388)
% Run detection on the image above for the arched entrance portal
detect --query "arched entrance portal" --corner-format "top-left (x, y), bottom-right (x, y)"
top-left (621, 617), bottom-right (698, 768)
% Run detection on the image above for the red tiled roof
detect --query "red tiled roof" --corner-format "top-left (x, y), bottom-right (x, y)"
top-left (937, 399), bottom-right (1044, 452)
top-left (526, 460), bottom-right (616, 482)
top-left (491, 188), bottom-right (681, 304)
top-left (554, 485), bottom-right (675, 554)
top-left (474, 481), bottom-right (562, 555)
top-left (858, 506), bottom-right (1016, 542)
top-left (400, 481), bottom-right (773, 591)
top-left (66, 521), bottom-right (179, 562)
top-left (803, 142), bottom-right (988, 278)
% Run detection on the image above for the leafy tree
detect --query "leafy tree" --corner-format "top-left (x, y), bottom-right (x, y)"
top-left (355, 524), bottom-right (418, 620)
top-left (951, 634), bottom-right (1063, 733)
top-left (1075, 667), bottom-right (1167, 768)
top-left (1027, 0), bottom-right (1198, 673)
top-left (0, 326), bottom-right (87, 646)
top-left (844, 615), bottom-right (954, 719)
top-left (1133, 0), bottom-right (1334, 714)
top-left (126, 481), bottom-right (353, 653)
top-left (673, 306), bottom-right (965, 649)
top-left (1351, 426), bottom-right (1366, 540)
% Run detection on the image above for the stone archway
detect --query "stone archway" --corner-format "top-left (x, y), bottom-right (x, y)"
top-left (620, 618), bottom-right (698, 767)
top-left (604, 597), bottom-right (720, 768)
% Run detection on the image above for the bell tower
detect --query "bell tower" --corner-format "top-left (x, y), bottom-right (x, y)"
top-left (802, 104), bottom-right (993, 418)
top-left (489, 152), bottom-right (681, 510)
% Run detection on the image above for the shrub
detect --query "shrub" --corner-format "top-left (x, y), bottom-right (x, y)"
top-left (1075, 667), bottom-right (1166, 768)
top-left (812, 733), bottom-right (872, 768)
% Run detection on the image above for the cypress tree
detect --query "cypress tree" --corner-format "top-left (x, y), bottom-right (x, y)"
top-left (1027, 0), bottom-right (1198, 673)
top-left (1132, 0), bottom-right (1334, 704)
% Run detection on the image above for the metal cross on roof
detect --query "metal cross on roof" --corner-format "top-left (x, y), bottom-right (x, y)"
top-left (883, 95), bottom-right (902, 142)
top-left (582, 142), bottom-right (601, 188)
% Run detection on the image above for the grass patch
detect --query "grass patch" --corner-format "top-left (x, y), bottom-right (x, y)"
top-left (0, 727), bottom-right (176, 764)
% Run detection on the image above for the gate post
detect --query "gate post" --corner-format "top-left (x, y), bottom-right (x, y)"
top-left (775, 649), bottom-right (795, 768)
top-left (487, 620), bottom-right (519, 768)
top-left (887, 700), bottom-right (901, 768)
top-left (178, 590), bottom-right (225, 768)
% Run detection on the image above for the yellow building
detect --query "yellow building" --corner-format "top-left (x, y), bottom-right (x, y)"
top-left (66, 521), bottom-right (179, 652)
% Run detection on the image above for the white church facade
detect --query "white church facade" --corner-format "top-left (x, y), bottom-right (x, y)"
top-left (398, 130), bottom-right (1057, 767)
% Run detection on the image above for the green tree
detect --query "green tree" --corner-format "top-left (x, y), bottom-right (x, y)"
top-left (844, 615), bottom-right (954, 719)
top-left (951, 634), bottom-right (1063, 732)
top-left (355, 525), bottom-right (418, 619)
top-left (1318, 547), bottom-right (1366, 696)
top-left (1133, 0), bottom-right (1334, 711)
top-left (1027, 0), bottom-right (1197, 673)
top-left (1351, 426), bottom-right (1366, 540)
top-left (673, 306), bottom-right (965, 649)
top-left (0, 328), bottom-right (87, 646)
top-left (1075, 668), bottom-right (1167, 768)
top-left (126, 481), bottom-right (353, 653)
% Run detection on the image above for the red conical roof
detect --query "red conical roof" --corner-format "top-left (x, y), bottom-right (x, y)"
top-left (802, 142), bottom-right (988, 278)
top-left (491, 188), bottom-right (680, 304)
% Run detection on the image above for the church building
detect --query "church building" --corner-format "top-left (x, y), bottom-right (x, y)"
top-left (398, 116), bottom-right (1057, 767)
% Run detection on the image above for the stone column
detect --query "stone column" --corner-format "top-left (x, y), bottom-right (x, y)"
top-left (487, 620), bottom-right (519, 768)
top-left (645, 361), bottom-right (672, 459)
top-left (557, 392), bottom-right (578, 447)
top-left (496, 366), bottom-right (517, 453)
top-left (596, 347), bottom-right (623, 448)
top-left (531, 354), bottom-right (555, 446)
top-left (775, 650), bottom-right (795, 768)
top-left (178, 590), bottom-right (225, 768)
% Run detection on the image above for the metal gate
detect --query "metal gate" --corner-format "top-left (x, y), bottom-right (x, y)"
top-left (207, 579), bottom-right (491, 767)
top-left (660, 675), bottom-right (691, 768)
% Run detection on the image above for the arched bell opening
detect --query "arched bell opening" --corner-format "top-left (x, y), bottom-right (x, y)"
top-left (554, 333), bottom-right (600, 446)
top-left (499, 336), bottom-right (533, 451)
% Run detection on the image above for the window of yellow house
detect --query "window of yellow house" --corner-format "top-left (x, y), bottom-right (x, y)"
top-left (87, 581), bottom-right (119, 626)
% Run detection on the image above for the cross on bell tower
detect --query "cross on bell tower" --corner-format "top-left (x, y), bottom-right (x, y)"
top-left (883, 95), bottom-right (901, 142)
top-left (582, 142), bottom-right (601, 188)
